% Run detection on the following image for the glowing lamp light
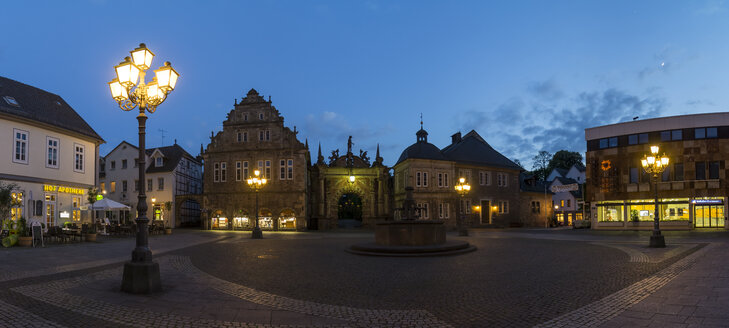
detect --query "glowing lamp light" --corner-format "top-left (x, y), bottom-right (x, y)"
top-left (650, 145), bottom-right (659, 154)
top-left (108, 78), bottom-right (128, 101)
top-left (646, 156), bottom-right (655, 165)
top-left (146, 79), bottom-right (165, 100)
top-left (254, 170), bottom-right (260, 177)
top-left (130, 43), bottom-right (155, 71)
top-left (459, 177), bottom-right (465, 184)
top-left (661, 157), bottom-right (669, 166)
top-left (349, 175), bottom-right (356, 183)
top-left (114, 57), bottom-right (140, 88)
top-left (555, 205), bottom-right (559, 210)
top-left (151, 198), bottom-right (156, 203)
top-left (96, 195), bottom-right (103, 201)
top-left (154, 61), bottom-right (179, 92)
top-left (492, 206), bottom-right (498, 212)
top-left (641, 159), bottom-right (648, 167)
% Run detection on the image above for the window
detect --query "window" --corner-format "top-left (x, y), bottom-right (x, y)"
top-left (244, 113), bottom-right (248, 121)
top-left (674, 163), bottom-right (684, 181)
top-left (459, 169), bottom-right (472, 184)
top-left (134, 158), bottom-right (139, 168)
top-left (46, 137), bottom-right (59, 168)
top-left (243, 131), bottom-right (248, 142)
top-left (122, 180), bottom-right (128, 192)
top-left (662, 166), bottom-right (671, 182)
top-left (265, 160), bottom-right (271, 179)
top-left (213, 163), bottom-right (220, 182)
top-left (265, 130), bottom-right (270, 141)
top-left (259, 131), bottom-right (264, 141)
top-left (461, 199), bottom-right (472, 214)
top-left (13, 129), bottom-right (28, 164)
top-left (259, 113), bottom-right (264, 120)
top-left (220, 162), bottom-right (227, 182)
top-left (110, 161), bottom-right (116, 170)
top-left (74, 144), bottom-right (84, 172)
top-left (696, 162), bottom-right (706, 180)
top-left (280, 160), bottom-right (286, 180)
top-left (499, 201), bottom-right (509, 214)
top-left (438, 173), bottom-right (443, 187)
top-left (416, 172), bottom-right (422, 187)
top-left (243, 161), bottom-right (249, 179)
top-left (237, 132), bottom-right (242, 142)
top-left (100, 182), bottom-right (106, 193)
top-left (134, 180), bottom-right (139, 192)
top-left (158, 177), bottom-right (164, 190)
top-left (671, 130), bottom-right (682, 140)
top-left (155, 156), bottom-right (163, 167)
top-left (695, 128), bottom-right (706, 139)
top-left (236, 161), bottom-right (242, 181)
top-left (599, 138), bottom-right (608, 149)
top-left (4, 96), bottom-right (19, 106)
top-left (258, 160), bottom-right (264, 177)
top-left (72, 197), bottom-right (80, 222)
top-left (443, 173), bottom-right (449, 187)
top-left (628, 134), bottom-right (638, 145)
top-left (608, 137), bottom-right (618, 147)
top-left (121, 159), bottom-right (127, 169)
top-left (567, 199), bottom-right (571, 208)
top-left (147, 179), bottom-right (153, 191)
top-left (418, 203), bottom-right (429, 219)
top-left (287, 159), bottom-right (293, 180)
top-left (479, 171), bottom-right (487, 185)
top-left (639, 133), bottom-right (649, 144)
top-left (660, 131), bottom-right (671, 141)
top-left (630, 167), bottom-right (639, 184)
top-left (531, 201), bottom-right (540, 213)
top-left (709, 161), bottom-right (720, 179)
top-left (560, 200), bottom-right (565, 207)
top-left (110, 181), bottom-right (116, 193)
top-left (497, 173), bottom-right (508, 187)
top-left (439, 203), bottom-right (450, 218)
top-left (422, 172), bottom-right (428, 187)
top-left (707, 127), bottom-right (718, 138)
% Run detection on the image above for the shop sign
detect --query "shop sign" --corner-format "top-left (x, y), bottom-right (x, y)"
top-left (551, 183), bottom-right (579, 193)
top-left (59, 211), bottom-right (70, 219)
top-left (691, 199), bottom-right (723, 205)
top-left (43, 185), bottom-right (85, 195)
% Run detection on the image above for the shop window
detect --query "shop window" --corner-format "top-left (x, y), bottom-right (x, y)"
top-left (597, 204), bottom-right (624, 222)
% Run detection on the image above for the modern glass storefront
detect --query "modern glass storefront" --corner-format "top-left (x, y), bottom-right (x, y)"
top-left (594, 197), bottom-right (726, 229)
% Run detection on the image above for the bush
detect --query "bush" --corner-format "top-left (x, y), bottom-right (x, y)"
top-left (17, 217), bottom-right (29, 237)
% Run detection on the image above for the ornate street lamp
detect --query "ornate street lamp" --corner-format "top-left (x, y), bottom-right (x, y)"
top-left (247, 170), bottom-right (267, 239)
top-left (455, 177), bottom-right (471, 236)
top-left (109, 43), bottom-right (179, 294)
top-left (641, 145), bottom-right (670, 248)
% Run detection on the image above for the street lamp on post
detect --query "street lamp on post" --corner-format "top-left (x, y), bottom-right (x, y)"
top-left (109, 43), bottom-right (179, 294)
top-left (247, 170), bottom-right (267, 239)
top-left (641, 145), bottom-right (670, 248)
top-left (455, 177), bottom-right (471, 236)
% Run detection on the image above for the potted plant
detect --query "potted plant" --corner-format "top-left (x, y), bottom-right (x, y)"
top-left (85, 224), bottom-right (98, 242)
top-left (17, 217), bottom-right (32, 247)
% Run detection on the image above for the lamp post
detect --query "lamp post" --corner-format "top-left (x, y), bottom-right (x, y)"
top-left (109, 43), bottom-right (179, 294)
top-left (641, 145), bottom-right (670, 248)
top-left (455, 177), bottom-right (471, 236)
top-left (247, 170), bottom-right (267, 239)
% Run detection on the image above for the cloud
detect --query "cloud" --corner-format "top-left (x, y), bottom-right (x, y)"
top-left (695, 0), bottom-right (726, 15)
top-left (455, 87), bottom-right (666, 169)
top-left (527, 79), bottom-right (564, 100)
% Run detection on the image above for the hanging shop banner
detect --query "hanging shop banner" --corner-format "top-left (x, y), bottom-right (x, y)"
top-left (551, 183), bottom-right (579, 193)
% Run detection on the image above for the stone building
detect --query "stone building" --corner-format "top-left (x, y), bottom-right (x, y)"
top-left (585, 112), bottom-right (729, 230)
top-left (393, 127), bottom-right (524, 229)
top-left (202, 89), bottom-right (309, 231)
top-left (519, 173), bottom-right (553, 227)
top-left (309, 137), bottom-right (392, 229)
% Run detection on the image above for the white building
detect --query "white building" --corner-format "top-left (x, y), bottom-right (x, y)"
top-left (99, 141), bottom-right (203, 227)
top-left (547, 164), bottom-right (586, 225)
top-left (0, 76), bottom-right (104, 226)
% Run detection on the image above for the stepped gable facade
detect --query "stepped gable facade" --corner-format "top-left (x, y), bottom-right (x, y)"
top-left (201, 89), bottom-right (310, 231)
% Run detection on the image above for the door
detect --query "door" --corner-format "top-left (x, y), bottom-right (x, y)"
top-left (480, 200), bottom-right (490, 224)
top-left (694, 205), bottom-right (725, 228)
top-left (45, 194), bottom-right (56, 227)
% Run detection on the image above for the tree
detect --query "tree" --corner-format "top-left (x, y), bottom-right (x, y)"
top-left (547, 150), bottom-right (584, 174)
top-left (0, 182), bottom-right (19, 221)
top-left (531, 151), bottom-right (552, 181)
top-left (512, 159), bottom-right (524, 170)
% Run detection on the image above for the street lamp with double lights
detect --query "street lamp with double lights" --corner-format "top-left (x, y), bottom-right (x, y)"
top-left (641, 145), bottom-right (670, 248)
top-left (109, 43), bottom-right (179, 294)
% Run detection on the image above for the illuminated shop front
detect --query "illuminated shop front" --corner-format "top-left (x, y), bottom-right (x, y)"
top-left (233, 215), bottom-right (250, 229)
top-left (212, 216), bottom-right (228, 229)
top-left (278, 209), bottom-right (296, 230)
top-left (594, 197), bottom-right (726, 229)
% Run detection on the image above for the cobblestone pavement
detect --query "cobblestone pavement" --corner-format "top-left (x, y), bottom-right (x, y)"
top-left (0, 228), bottom-right (723, 327)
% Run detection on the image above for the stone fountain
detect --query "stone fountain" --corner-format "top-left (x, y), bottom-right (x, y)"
top-left (348, 187), bottom-right (476, 256)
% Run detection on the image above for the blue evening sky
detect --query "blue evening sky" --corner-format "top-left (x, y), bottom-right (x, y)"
top-left (2, 0), bottom-right (728, 169)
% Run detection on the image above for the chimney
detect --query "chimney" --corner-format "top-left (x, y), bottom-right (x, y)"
top-left (451, 132), bottom-right (462, 144)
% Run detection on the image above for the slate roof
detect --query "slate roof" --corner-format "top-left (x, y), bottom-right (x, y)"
top-left (553, 167), bottom-right (569, 178)
top-left (520, 173), bottom-right (553, 194)
top-left (145, 144), bottom-right (201, 174)
top-left (0, 76), bottom-right (103, 141)
top-left (396, 129), bottom-right (447, 164)
top-left (440, 130), bottom-right (522, 170)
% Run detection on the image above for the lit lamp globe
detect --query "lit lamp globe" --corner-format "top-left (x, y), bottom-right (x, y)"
top-left (154, 61), bottom-right (180, 92)
top-left (114, 57), bottom-right (139, 88)
top-left (349, 175), bottom-right (356, 183)
top-left (131, 43), bottom-right (155, 71)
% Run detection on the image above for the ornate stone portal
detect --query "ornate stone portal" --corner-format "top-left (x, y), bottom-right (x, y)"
top-left (309, 137), bottom-right (392, 230)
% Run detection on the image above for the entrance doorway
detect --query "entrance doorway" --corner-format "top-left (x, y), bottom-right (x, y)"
top-left (480, 200), bottom-right (490, 224)
top-left (338, 193), bottom-right (362, 228)
top-left (694, 205), bottom-right (725, 228)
